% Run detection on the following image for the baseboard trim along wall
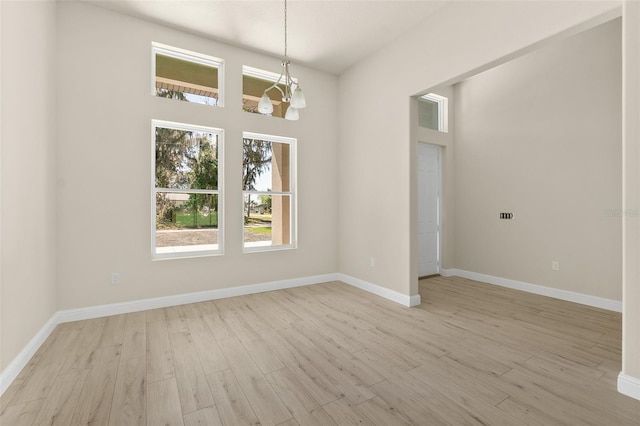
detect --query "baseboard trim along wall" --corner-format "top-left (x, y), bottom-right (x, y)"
top-left (0, 315), bottom-right (58, 396)
top-left (618, 372), bottom-right (640, 400)
top-left (56, 273), bottom-right (340, 323)
top-left (0, 272), bottom-right (420, 396)
top-left (440, 268), bottom-right (623, 312)
top-left (336, 273), bottom-right (422, 307)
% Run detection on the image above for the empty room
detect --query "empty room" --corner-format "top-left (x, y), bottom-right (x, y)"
top-left (1, 0), bottom-right (639, 425)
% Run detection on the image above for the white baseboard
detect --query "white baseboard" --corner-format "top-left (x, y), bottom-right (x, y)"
top-left (337, 273), bottom-right (421, 307)
top-left (0, 314), bottom-right (58, 396)
top-left (618, 372), bottom-right (640, 401)
top-left (57, 273), bottom-right (341, 323)
top-left (440, 268), bottom-right (622, 312)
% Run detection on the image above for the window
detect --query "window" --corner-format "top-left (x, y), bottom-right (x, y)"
top-left (153, 120), bottom-right (223, 258)
top-left (152, 42), bottom-right (223, 106)
top-left (418, 93), bottom-right (448, 132)
top-left (242, 132), bottom-right (296, 251)
top-left (242, 66), bottom-right (294, 119)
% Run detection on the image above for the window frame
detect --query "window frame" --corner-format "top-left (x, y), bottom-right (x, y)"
top-left (152, 119), bottom-right (224, 260)
top-left (151, 42), bottom-right (225, 107)
top-left (419, 93), bottom-right (449, 133)
top-left (242, 131), bottom-right (297, 253)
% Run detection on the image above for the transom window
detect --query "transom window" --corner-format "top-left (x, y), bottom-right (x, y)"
top-left (418, 93), bottom-right (448, 132)
top-left (153, 120), bottom-right (223, 258)
top-left (152, 42), bottom-right (223, 106)
top-left (242, 132), bottom-right (296, 251)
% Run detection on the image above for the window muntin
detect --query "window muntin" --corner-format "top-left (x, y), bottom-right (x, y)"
top-left (152, 43), bottom-right (223, 107)
top-left (242, 132), bottom-right (296, 251)
top-left (418, 93), bottom-right (448, 132)
top-left (242, 66), bottom-right (294, 119)
top-left (153, 120), bottom-right (223, 258)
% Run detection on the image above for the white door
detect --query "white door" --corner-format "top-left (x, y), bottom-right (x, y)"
top-left (418, 143), bottom-right (440, 277)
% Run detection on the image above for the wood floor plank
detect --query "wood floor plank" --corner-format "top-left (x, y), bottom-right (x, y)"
top-left (277, 418), bottom-right (299, 426)
top-left (278, 326), bottom-right (376, 405)
top-left (0, 398), bottom-right (44, 426)
top-left (206, 369), bottom-right (261, 426)
top-left (369, 379), bottom-right (449, 425)
top-left (184, 315), bottom-right (228, 375)
top-left (241, 337), bottom-right (285, 375)
top-left (323, 397), bottom-right (375, 425)
top-left (147, 377), bottom-right (184, 426)
top-left (197, 301), bottom-right (234, 341)
top-left (109, 356), bottom-right (146, 426)
top-left (32, 369), bottom-right (89, 426)
top-left (146, 317), bottom-right (175, 383)
top-left (218, 337), bottom-right (291, 426)
top-left (70, 344), bottom-right (121, 425)
top-left (183, 406), bottom-right (223, 426)
top-left (410, 356), bottom-right (510, 406)
top-left (97, 314), bottom-right (126, 348)
top-left (407, 365), bottom-right (527, 426)
top-left (265, 367), bottom-right (321, 419)
top-left (261, 329), bottom-right (343, 406)
top-left (164, 306), bottom-right (189, 335)
top-left (168, 330), bottom-right (214, 414)
top-left (121, 311), bottom-right (146, 360)
top-left (291, 320), bottom-right (384, 386)
top-left (60, 317), bottom-right (107, 374)
top-left (356, 396), bottom-right (414, 426)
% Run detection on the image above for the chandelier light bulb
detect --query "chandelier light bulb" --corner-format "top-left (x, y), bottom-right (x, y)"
top-left (285, 106), bottom-right (299, 121)
top-left (258, 93), bottom-right (274, 114)
top-left (290, 87), bottom-right (306, 109)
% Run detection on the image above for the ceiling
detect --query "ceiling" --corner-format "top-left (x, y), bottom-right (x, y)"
top-left (83, 0), bottom-right (448, 74)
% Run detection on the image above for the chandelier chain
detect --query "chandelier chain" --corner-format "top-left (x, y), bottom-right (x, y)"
top-left (284, 0), bottom-right (288, 58)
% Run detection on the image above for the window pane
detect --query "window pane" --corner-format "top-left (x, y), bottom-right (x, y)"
top-left (156, 192), bottom-right (219, 254)
top-left (243, 194), bottom-right (291, 248)
top-left (155, 52), bottom-right (219, 106)
top-left (418, 98), bottom-right (439, 130)
top-left (242, 72), bottom-right (290, 119)
top-left (156, 127), bottom-right (219, 190)
top-left (242, 139), bottom-right (290, 192)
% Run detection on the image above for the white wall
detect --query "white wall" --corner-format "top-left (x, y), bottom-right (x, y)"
top-left (622, 0), bottom-right (640, 392)
top-left (1, 0), bottom-right (58, 371)
top-left (55, 2), bottom-right (338, 310)
top-left (454, 18), bottom-right (622, 300)
top-left (338, 0), bottom-right (620, 299)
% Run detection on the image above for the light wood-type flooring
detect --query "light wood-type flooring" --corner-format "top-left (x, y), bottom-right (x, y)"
top-left (1, 276), bottom-right (639, 425)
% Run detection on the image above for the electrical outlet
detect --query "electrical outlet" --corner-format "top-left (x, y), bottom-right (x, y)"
top-left (551, 261), bottom-right (560, 271)
top-left (111, 272), bottom-right (121, 285)
top-left (370, 257), bottom-right (375, 267)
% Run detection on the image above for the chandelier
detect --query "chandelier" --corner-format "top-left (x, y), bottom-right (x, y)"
top-left (257, 0), bottom-right (306, 120)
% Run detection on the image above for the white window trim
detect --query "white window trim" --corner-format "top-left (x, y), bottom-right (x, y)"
top-left (152, 119), bottom-right (224, 260)
top-left (420, 93), bottom-right (449, 133)
top-left (242, 131), bottom-right (297, 253)
top-left (243, 65), bottom-right (298, 86)
top-left (151, 42), bottom-right (225, 107)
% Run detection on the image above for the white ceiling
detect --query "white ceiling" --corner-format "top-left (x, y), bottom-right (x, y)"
top-left (84, 0), bottom-right (448, 74)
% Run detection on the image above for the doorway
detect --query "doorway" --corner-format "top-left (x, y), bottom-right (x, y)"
top-left (418, 143), bottom-right (441, 277)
